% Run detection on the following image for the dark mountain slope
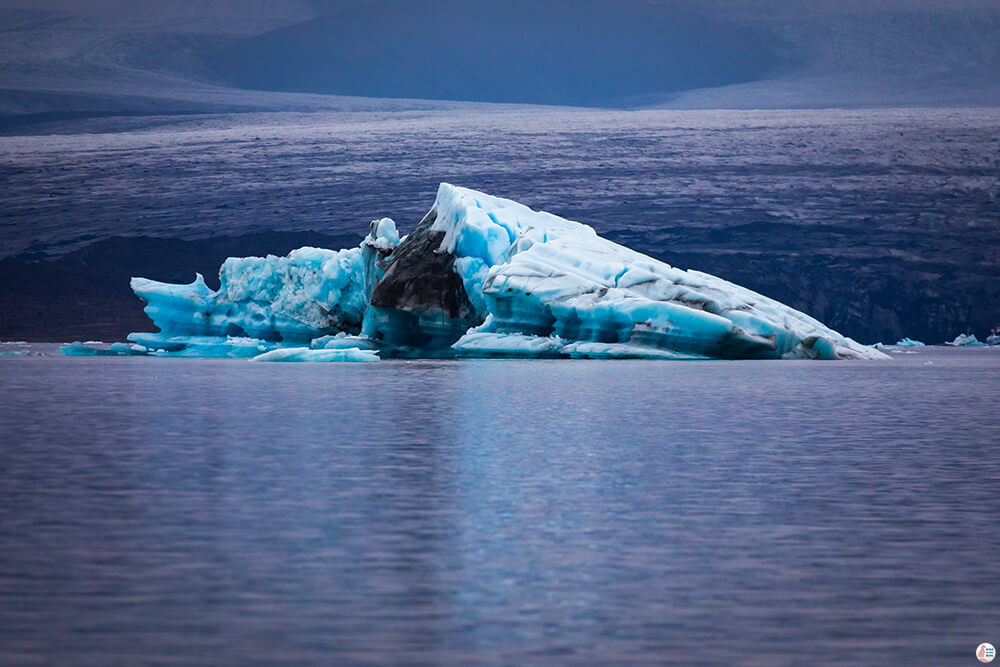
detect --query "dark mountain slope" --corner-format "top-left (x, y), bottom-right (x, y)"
top-left (210, 0), bottom-right (783, 106)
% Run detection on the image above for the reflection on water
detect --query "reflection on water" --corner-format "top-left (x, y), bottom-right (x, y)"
top-left (1, 348), bottom-right (999, 665)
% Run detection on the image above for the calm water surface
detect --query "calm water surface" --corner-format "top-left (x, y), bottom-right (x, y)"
top-left (1, 346), bottom-right (998, 665)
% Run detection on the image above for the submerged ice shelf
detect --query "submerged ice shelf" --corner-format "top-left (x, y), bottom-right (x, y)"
top-left (67, 184), bottom-right (887, 362)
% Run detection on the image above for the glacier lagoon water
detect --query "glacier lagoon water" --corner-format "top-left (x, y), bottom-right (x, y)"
top-left (1, 346), bottom-right (999, 665)
top-left (3, 107), bottom-right (997, 259)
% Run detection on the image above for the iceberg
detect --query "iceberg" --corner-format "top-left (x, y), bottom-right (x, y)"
top-left (895, 337), bottom-right (925, 346)
top-left (945, 333), bottom-right (987, 347)
top-left (116, 184), bottom-right (885, 361)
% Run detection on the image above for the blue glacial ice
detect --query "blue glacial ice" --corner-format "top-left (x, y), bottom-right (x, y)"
top-left (62, 341), bottom-right (149, 356)
top-left (895, 337), bottom-right (925, 346)
top-left (250, 347), bottom-right (379, 363)
top-left (130, 217), bottom-right (400, 346)
top-left (97, 184), bottom-right (886, 362)
top-left (945, 333), bottom-right (987, 347)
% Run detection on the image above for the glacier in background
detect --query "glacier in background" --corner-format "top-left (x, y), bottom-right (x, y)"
top-left (78, 184), bottom-right (887, 361)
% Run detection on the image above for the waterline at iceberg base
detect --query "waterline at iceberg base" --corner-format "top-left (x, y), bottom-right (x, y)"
top-left (66, 184), bottom-right (887, 362)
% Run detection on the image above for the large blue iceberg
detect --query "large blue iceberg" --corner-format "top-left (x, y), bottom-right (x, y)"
top-left (116, 184), bottom-right (885, 361)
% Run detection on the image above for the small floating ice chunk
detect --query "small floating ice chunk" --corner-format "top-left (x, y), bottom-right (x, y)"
top-left (452, 331), bottom-right (567, 357)
top-left (560, 342), bottom-right (707, 360)
top-left (945, 333), bottom-right (987, 347)
top-left (126, 333), bottom-right (278, 358)
top-left (451, 331), bottom-right (708, 359)
top-left (895, 337), bottom-right (925, 346)
top-left (250, 347), bottom-right (379, 362)
top-left (61, 341), bottom-right (149, 356)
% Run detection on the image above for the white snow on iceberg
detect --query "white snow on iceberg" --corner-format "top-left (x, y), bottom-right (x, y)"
top-left (110, 184), bottom-right (885, 361)
top-left (419, 184), bottom-right (882, 360)
top-left (945, 333), bottom-right (987, 347)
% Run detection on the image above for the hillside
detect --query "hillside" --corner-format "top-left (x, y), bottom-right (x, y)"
top-left (209, 0), bottom-right (782, 107)
top-left (0, 0), bottom-right (998, 116)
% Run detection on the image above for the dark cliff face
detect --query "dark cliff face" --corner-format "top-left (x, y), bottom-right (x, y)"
top-left (367, 210), bottom-right (483, 348)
